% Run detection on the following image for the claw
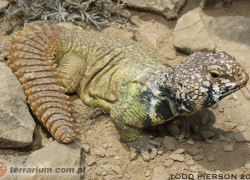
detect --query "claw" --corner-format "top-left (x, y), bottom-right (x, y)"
top-left (127, 135), bottom-right (160, 161)
top-left (129, 147), bottom-right (138, 160)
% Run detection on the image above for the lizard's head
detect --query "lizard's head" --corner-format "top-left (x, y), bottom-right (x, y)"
top-left (170, 51), bottom-right (249, 112)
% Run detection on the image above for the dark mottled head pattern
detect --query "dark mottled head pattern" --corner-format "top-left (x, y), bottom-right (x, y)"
top-left (166, 51), bottom-right (249, 113)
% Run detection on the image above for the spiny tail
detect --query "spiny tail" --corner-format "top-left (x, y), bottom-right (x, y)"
top-left (7, 22), bottom-right (75, 143)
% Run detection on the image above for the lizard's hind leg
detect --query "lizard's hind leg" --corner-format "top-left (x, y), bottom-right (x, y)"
top-left (57, 52), bottom-right (86, 93)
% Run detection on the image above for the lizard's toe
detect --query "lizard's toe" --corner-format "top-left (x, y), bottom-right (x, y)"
top-left (127, 135), bottom-right (160, 161)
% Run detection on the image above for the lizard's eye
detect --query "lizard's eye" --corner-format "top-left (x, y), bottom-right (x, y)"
top-left (210, 71), bottom-right (220, 79)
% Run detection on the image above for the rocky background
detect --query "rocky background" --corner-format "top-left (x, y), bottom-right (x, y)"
top-left (0, 0), bottom-right (250, 180)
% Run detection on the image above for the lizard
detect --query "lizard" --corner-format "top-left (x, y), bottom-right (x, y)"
top-left (5, 22), bottom-right (249, 161)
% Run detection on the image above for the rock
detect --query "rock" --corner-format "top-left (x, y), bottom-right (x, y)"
top-left (123, 0), bottom-right (186, 20)
top-left (236, 125), bottom-right (247, 132)
top-left (173, 11), bottom-right (215, 54)
top-left (193, 154), bottom-right (204, 161)
top-left (115, 156), bottom-right (120, 160)
top-left (9, 141), bottom-right (82, 180)
top-left (112, 165), bottom-right (123, 175)
top-left (82, 144), bottom-right (90, 153)
top-left (137, 21), bottom-right (176, 60)
top-left (95, 149), bottom-right (106, 158)
top-left (189, 166), bottom-right (198, 172)
top-left (101, 165), bottom-right (122, 175)
top-left (186, 159), bottom-right (195, 166)
top-left (201, 130), bottom-right (216, 139)
top-left (158, 147), bottom-right (164, 155)
top-left (200, 0), bottom-right (232, 8)
top-left (164, 159), bottom-right (174, 167)
top-left (0, 0), bottom-right (9, 13)
top-left (145, 169), bottom-right (151, 177)
top-left (187, 138), bottom-right (195, 145)
top-left (242, 131), bottom-right (250, 142)
top-left (166, 123), bottom-right (181, 137)
top-left (207, 155), bottom-right (215, 162)
top-left (205, 138), bottom-right (214, 144)
top-left (95, 167), bottom-right (103, 176)
top-left (218, 134), bottom-right (226, 141)
top-left (163, 136), bottom-right (176, 151)
top-left (234, 131), bottom-right (250, 142)
top-left (169, 154), bottom-right (185, 162)
top-left (103, 143), bottom-right (108, 149)
top-left (0, 63), bottom-right (35, 148)
top-left (86, 156), bottom-right (96, 166)
top-left (102, 171), bottom-right (108, 176)
top-left (245, 161), bottom-right (250, 169)
top-left (223, 144), bottom-right (234, 152)
top-left (173, 148), bottom-right (185, 154)
top-left (152, 166), bottom-right (169, 180)
top-left (187, 148), bottom-right (202, 156)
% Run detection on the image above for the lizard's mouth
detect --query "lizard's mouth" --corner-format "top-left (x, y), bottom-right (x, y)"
top-left (220, 85), bottom-right (244, 100)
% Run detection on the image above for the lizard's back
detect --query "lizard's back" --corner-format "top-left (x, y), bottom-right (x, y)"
top-left (7, 23), bottom-right (169, 141)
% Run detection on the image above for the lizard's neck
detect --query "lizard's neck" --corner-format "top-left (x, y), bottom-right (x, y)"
top-left (145, 67), bottom-right (193, 116)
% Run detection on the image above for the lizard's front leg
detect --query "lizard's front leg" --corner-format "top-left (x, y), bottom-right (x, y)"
top-left (110, 100), bottom-right (160, 161)
top-left (57, 52), bottom-right (86, 93)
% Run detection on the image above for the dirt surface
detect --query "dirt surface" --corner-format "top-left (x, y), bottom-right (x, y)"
top-left (0, 0), bottom-right (250, 180)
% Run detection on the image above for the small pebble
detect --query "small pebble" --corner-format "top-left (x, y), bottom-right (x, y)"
top-left (244, 161), bottom-right (250, 169)
top-left (187, 148), bottom-right (202, 156)
top-left (87, 130), bottom-right (93, 134)
top-left (115, 156), bottom-right (120, 160)
top-left (125, 174), bottom-right (131, 179)
top-left (82, 144), bottom-right (90, 153)
top-left (108, 152), bottom-right (114, 157)
top-left (112, 165), bottom-right (122, 175)
top-left (218, 134), bottom-right (226, 141)
top-left (189, 166), bottom-right (198, 172)
top-left (157, 147), bottom-right (164, 155)
top-left (218, 108), bottom-right (224, 113)
top-left (145, 169), bottom-right (151, 177)
top-left (173, 148), bottom-right (185, 154)
top-left (224, 144), bottom-right (234, 152)
top-left (169, 154), bottom-right (185, 162)
top-left (86, 156), bottom-right (96, 166)
top-left (186, 159), bottom-right (195, 166)
top-left (187, 138), bottom-right (195, 145)
top-left (234, 132), bottom-right (245, 142)
top-left (193, 154), bottom-right (204, 161)
top-left (103, 143), bottom-right (108, 149)
top-left (207, 155), bottom-right (215, 162)
top-left (163, 136), bottom-right (176, 150)
top-left (95, 149), bottom-right (106, 157)
top-left (166, 123), bottom-right (181, 137)
top-left (201, 130), bottom-right (216, 139)
top-left (102, 171), bottom-right (108, 176)
top-left (205, 138), bottom-right (213, 144)
top-left (164, 159), bottom-right (174, 167)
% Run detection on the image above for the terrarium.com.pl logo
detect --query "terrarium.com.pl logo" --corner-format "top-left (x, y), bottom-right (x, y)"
top-left (0, 160), bottom-right (84, 178)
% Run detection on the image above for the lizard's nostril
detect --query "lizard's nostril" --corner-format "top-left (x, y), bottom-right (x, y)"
top-left (237, 71), bottom-right (249, 86)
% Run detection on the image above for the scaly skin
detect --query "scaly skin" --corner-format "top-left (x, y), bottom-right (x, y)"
top-left (6, 23), bottom-right (249, 161)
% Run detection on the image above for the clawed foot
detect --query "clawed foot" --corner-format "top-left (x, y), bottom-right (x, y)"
top-left (127, 135), bottom-right (160, 162)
